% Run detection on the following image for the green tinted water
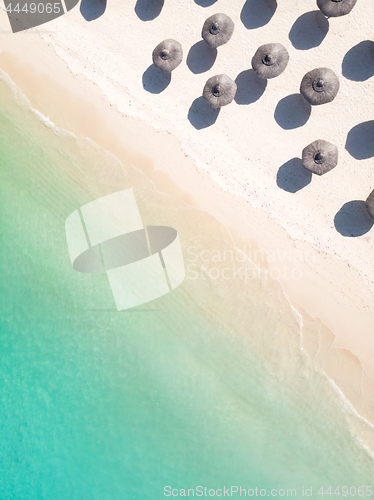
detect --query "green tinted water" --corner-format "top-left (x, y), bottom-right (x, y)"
top-left (0, 77), bottom-right (373, 500)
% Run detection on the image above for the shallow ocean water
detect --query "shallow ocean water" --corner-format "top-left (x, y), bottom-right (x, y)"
top-left (0, 75), bottom-right (373, 499)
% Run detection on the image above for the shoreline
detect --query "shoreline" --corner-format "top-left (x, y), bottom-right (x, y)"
top-left (1, 10), bottom-right (374, 443)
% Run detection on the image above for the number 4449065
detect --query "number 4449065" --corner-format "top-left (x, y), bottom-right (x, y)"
top-left (318, 486), bottom-right (372, 497)
top-left (6, 3), bottom-right (61, 13)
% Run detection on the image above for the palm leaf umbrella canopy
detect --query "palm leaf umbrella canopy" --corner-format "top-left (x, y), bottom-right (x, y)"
top-left (203, 74), bottom-right (237, 109)
top-left (302, 140), bottom-right (338, 175)
top-left (152, 39), bottom-right (183, 72)
top-left (317, 0), bottom-right (358, 18)
top-left (202, 13), bottom-right (235, 49)
top-left (300, 68), bottom-right (340, 105)
top-left (366, 189), bottom-right (374, 219)
top-left (251, 43), bottom-right (289, 79)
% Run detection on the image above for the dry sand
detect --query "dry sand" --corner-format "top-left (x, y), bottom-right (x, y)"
top-left (0, 0), bottom-right (373, 434)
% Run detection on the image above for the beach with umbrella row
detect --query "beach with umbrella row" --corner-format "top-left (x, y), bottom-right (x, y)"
top-left (5, 0), bottom-right (373, 429)
top-left (150, 2), bottom-right (374, 222)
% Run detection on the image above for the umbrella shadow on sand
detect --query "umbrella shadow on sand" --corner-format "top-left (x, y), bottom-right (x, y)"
top-left (274, 94), bottom-right (311, 130)
top-left (135, 0), bottom-right (164, 21)
top-left (334, 201), bottom-right (374, 237)
top-left (142, 65), bottom-right (171, 94)
top-left (241, 0), bottom-right (277, 29)
top-left (345, 121), bottom-right (374, 160)
top-left (80, 0), bottom-right (106, 21)
top-left (342, 41), bottom-right (374, 82)
top-left (188, 97), bottom-right (220, 129)
top-left (234, 69), bottom-right (267, 105)
top-left (187, 41), bottom-right (217, 74)
top-left (194, 0), bottom-right (217, 6)
top-left (289, 10), bottom-right (329, 50)
top-left (277, 158), bottom-right (312, 193)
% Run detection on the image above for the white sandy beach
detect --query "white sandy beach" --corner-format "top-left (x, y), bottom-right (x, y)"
top-left (1, 0), bottom-right (374, 438)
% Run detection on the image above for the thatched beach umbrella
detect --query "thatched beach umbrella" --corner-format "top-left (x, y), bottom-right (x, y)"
top-left (202, 13), bottom-right (235, 49)
top-left (251, 43), bottom-right (289, 79)
top-left (366, 189), bottom-right (374, 219)
top-left (300, 68), bottom-right (339, 105)
top-left (203, 74), bottom-right (237, 109)
top-left (152, 39), bottom-right (183, 72)
top-left (317, 0), bottom-right (358, 18)
top-left (302, 140), bottom-right (338, 175)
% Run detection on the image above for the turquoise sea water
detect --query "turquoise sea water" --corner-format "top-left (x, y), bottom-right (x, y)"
top-left (0, 77), bottom-right (374, 499)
